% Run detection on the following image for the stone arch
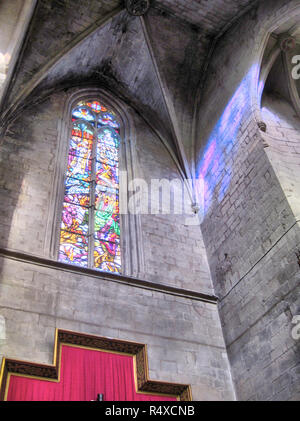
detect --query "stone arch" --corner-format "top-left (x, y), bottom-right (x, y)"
top-left (249, 2), bottom-right (300, 125)
top-left (251, 4), bottom-right (300, 221)
top-left (44, 87), bottom-right (145, 278)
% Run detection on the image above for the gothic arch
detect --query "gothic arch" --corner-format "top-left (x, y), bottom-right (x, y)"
top-left (250, 2), bottom-right (300, 125)
top-left (44, 87), bottom-right (145, 278)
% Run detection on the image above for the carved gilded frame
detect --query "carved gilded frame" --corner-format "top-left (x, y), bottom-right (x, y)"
top-left (0, 329), bottom-right (192, 401)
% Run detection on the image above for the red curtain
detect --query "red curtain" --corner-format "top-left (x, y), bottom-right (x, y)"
top-left (6, 345), bottom-right (177, 401)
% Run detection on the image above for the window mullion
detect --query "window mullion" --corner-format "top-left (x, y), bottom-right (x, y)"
top-left (88, 122), bottom-right (97, 269)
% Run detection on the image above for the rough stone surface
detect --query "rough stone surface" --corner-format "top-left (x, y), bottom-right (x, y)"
top-left (195, 0), bottom-right (300, 401)
top-left (262, 93), bottom-right (300, 220)
top-left (1, 0), bottom-right (300, 403)
top-left (156, 0), bottom-right (258, 34)
top-left (0, 89), bottom-right (213, 292)
top-left (0, 257), bottom-right (234, 401)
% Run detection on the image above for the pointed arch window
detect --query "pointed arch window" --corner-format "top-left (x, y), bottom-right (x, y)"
top-left (58, 100), bottom-right (121, 273)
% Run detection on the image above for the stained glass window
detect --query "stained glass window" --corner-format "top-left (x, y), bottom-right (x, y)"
top-left (59, 100), bottom-right (121, 273)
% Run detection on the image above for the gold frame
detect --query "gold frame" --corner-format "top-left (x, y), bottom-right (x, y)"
top-left (0, 329), bottom-right (192, 401)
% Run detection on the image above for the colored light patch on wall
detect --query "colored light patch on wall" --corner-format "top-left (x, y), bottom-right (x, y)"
top-left (94, 240), bottom-right (121, 273)
top-left (64, 177), bottom-right (90, 207)
top-left (66, 154), bottom-right (92, 182)
top-left (98, 111), bottom-right (120, 129)
top-left (196, 65), bottom-right (258, 215)
top-left (96, 161), bottom-right (119, 188)
top-left (59, 231), bottom-right (88, 267)
top-left (61, 203), bottom-right (89, 235)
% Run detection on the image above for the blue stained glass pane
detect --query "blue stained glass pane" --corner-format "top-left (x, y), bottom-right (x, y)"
top-left (97, 127), bottom-right (120, 148)
top-left (66, 154), bottom-right (92, 182)
top-left (69, 136), bottom-right (93, 159)
top-left (98, 111), bottom-right (120, 129)
top-left (97, 127), bottom-right (119, 165)
top-left (64, 177), bottom-right (90, 207)
top-left (72, 107), bottom-right (95, 124)
top-left (97, 145), bottom-right (118, 166)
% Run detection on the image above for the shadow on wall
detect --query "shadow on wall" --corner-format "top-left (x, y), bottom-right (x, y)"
top-left (0, 120), bottom-right (26, 362)
top-left (0, 95), bottom-right (51, 280)
top-left (195, 64), bottom-right (261, 216)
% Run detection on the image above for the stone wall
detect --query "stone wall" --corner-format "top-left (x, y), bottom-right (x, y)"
top-left (0, 0), bottom-right (36, 100)
top-left (0, 89), bottom-right (212, 292)
top-left (195, 0), bottom-right (300, 401)
top-left (261, 93), bottom-right (300, 220)
top-left (1, 0), bottom-right (300, 402)
top-left (0, 87), bottom-right (231, 399)
top-left (0, 256), bottom-right (234, 401)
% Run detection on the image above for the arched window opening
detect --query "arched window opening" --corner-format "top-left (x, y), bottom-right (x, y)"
top-left (58, 100), bottom-right (121, 273)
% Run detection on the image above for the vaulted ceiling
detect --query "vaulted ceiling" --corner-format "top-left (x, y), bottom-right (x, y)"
top-left (157, 0), bottom-right (257, 33)
top-left (0, 0), bottom-right (259, 178)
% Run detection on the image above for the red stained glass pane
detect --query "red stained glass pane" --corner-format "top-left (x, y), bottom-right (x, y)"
top-left (72, 122), bottom-right (94, 140)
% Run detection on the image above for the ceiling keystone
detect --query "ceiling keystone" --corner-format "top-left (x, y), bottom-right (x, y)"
top-left (125, 0), bottom-right (150, 16)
